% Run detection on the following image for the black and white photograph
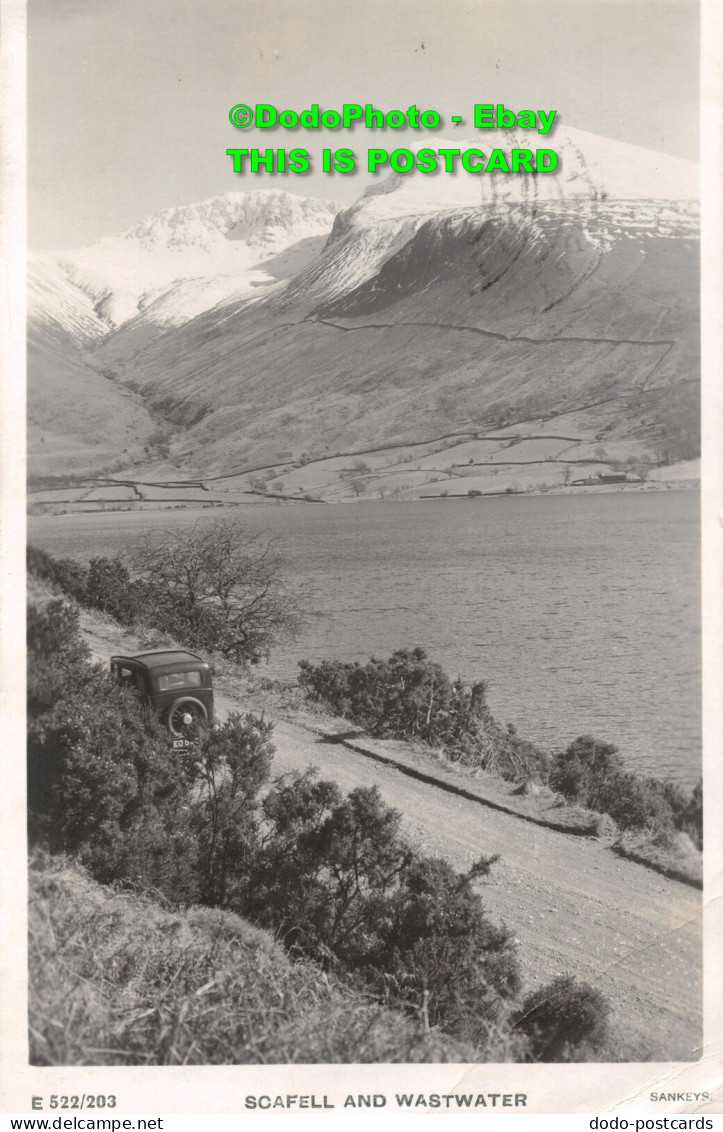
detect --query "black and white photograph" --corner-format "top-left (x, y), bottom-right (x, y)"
top-left (2, 0), bottom-right (721, 1117)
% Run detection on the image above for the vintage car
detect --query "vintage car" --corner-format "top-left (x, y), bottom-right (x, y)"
top-left (110, 649), bottom-right (215, 738)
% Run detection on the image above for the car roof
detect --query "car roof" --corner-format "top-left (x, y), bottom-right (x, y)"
top-left (111, 650), bottom-right (208, 670)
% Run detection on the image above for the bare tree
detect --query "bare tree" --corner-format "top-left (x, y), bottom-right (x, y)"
top-left (349, 476), bottom-right (367, 497)
top-left (130, 517), bottom-right (301, 663)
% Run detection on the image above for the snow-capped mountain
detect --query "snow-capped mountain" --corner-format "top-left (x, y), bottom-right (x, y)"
top-left (33, 190), bottom-right (342, 331)
top-left (28, 130), bottom-right (700, 483)
top-left (264, 126), bottom-right (698, 315)
top-left (330, 125), bottom-right (697, 232)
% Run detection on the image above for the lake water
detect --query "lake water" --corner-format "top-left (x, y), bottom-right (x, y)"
top-left (28, 490), bottom-right (701, 786)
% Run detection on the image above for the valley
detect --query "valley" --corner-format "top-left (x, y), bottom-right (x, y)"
top-left (28, 427), bottom-right (698, 511)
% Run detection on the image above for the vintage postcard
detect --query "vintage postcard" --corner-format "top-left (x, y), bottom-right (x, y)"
top-left (1, 0), bottom-right (721, 1120)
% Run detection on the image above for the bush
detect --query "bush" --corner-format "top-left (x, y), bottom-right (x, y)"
top-left (29, 531), bottom-right (301, 665)
top-left (189, 713), bottom-right (275, 906)
top-left (26, 601), bottom-right (614, 1059)
top-left (237, 770), bottom-right (521, 1044)
top-left (549, 735), bottom-right (699, 842)
top-left (373, 854), bottom-right (521, 1042)
top-left (512, 975), bottom-right (610, 1061)
top-left (27, 600), bottom-right (199, 899)
top-left (28, 675), bottom-right (199, 897)
top-left (298, 649), bottom-right (548, 781)
top-left (663, 778), bottom-right (703, 849)
top-left (27, 600), bottom-right (90, 718)
top-left (27, 546), bottom-right (88, 604)
top-left (299, 658), bottom-right (700, 843)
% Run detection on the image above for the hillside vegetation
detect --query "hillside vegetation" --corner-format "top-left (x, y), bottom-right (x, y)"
top-left (29, 855), bottom-right (475, 1065)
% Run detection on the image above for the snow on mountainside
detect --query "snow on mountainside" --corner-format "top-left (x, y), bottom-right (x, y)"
top-left (328, 126), bottom-right (698, 233)
top-left (278, 126), bottom-right (698, 309)
top-left (278, 195), bottom-right (699, 318)
top-left (34, 191), bottom-right (342, 331)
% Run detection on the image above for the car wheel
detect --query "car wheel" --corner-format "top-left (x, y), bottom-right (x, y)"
top-left (167, 697), bottom-right (208, 739)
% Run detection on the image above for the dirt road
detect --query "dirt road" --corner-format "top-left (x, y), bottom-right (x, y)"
top-left (87, 619), bottom-right (702, 1062)
top-left (246, 711), bottom-right (701, 1062)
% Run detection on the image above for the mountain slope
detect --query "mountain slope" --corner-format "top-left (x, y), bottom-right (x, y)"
top-left (49, 191), bottom-right (342, 329)
top-left (88, 199), bottom-right (698, 481)
top-left (27, 191), bottom-right (341, 478)
top-left (27, 257), bottom-right (159, 478)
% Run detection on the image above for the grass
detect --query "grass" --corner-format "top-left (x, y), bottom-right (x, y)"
top-left (612, 831), bottom-right (702, 888)
top-left (26, 853), bottom-right (661, 1068)
top-left (29, 854), bottom-right (484, 1066)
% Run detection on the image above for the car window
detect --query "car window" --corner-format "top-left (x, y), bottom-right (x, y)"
top-left (158, 670), bottom-right (202, 692)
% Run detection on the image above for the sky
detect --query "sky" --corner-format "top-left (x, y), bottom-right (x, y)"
top-left (28, 0), bottom-right (700, 249)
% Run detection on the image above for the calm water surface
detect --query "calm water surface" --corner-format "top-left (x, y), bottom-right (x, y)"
top-left (29, 491), bottom-right (701, 786)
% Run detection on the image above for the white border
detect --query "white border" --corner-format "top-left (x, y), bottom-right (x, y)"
top-left (2, 0), bottom-right (721, 1118)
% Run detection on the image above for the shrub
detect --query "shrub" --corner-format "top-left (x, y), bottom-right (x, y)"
top-left (299, 649), bottom-right (488, 747)
top-left (29, 532), bottom-right (301, 665)
top-left (298, 650), bottom-right (548, 781)
top-left (242, 773), bottom-right (412, 960)
top-left (595, 772), bottom-right (674, 834)
top-left (512, 975), bottom-right (610, 1061)
top-left (189, 712), bottom-right (275, 906)
top-left (27, 546), bottom-right (88, 604)
top-left (27, 600), bottom-right (199, 899)
top-left (373, 853), bottom-right (521, 1042)
top-left (27, 598), bottom-right (88, 667)
top-left (26, 601), bottom-right (614, 1060)
top-left (548, 735), bottom-right (696, 841)
top-left (83, 557), bottom-right (140, 624)
top-left (663, 778), bottom-right (703, 849)
top-left (28, 672), bottom-right (198, 897)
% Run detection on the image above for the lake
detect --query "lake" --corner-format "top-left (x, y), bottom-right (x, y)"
top-left (28, 489), bottom-right (701, 786)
